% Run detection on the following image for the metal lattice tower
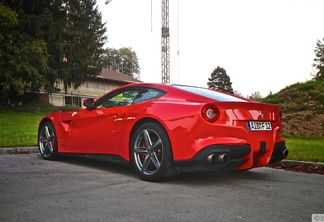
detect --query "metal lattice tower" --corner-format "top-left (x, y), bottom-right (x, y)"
top-left (161, 0), bottom-right (170, 83)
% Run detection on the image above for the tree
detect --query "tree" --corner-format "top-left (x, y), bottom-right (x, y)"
top-left (102, 47), bottom-right (140, 78)
top-left (43, 0), bottom-right (69, 93)
top-left (207, 66), bottom-right (234, 93)
top-left (249, 91), bottom-right (262, 100)
top-left (0, 2), bottom-right (50, 102)
top-left (0, 0), bottom-right (108, 101)
top-left (59, 0), bottom-right (107, 93)
top-left (313, 37), bottom-right (324, 81)
top-left (233, 90), bottom-right (243, 97)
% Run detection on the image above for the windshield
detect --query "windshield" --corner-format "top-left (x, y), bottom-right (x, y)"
top-left (173, 85), bottom-right (247, 102)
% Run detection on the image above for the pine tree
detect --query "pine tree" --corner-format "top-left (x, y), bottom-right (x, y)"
top-left (313, 37), bottom-right (324, 81)
top-left (60, 0), bottom-right (107, 93)
top-left (207, 66), bottom-right (234, 94)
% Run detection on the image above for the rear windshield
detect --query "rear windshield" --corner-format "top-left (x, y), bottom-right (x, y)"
top-left (173, 85), bottom-right (247, 102)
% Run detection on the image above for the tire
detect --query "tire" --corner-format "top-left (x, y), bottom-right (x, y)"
top-left (38, 121), bottom-right (59, 160)
top-left (130, 122), bottom-right (177, 182)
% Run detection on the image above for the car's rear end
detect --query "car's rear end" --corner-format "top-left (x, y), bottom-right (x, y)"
top-left (210, 101), bottom-right (287, 168)
top-left (167, 85), bottom-right (288, 172)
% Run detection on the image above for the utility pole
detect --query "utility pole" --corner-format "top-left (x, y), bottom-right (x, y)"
top-left (161, 0), bottom-right (170, 83)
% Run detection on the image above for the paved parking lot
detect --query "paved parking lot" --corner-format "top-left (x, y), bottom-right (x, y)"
top-left (0, 153), bottom-right (323, 222)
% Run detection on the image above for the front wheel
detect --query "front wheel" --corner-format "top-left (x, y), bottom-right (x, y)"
top-left (38, 121), bottom-right (59, 160)
top-left (130, 122), bottom-right (177, 182)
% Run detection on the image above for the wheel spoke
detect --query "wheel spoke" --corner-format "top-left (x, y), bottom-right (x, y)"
top-left (45, 126), bottom-right (55, 141)
top-left (39, 136), bottom-right (48, 143)
top-left (134, 147), bottom-right (148, 155)
top-left (44, 143), bottom-right (52, 155)
top-left (143, 130), bottom-right (152, 148)
top-left (150, 152), bottom-right (161, 169)
top-left (151, 138), bottom-right (162, 151)
top-left (48, 143), bottom-right (54, 154)
top-left (141, 155), bottom-right (151, 172)
top-left (42, 143), bottom-right (47, 154)
top-left (45, 126), bottom-right (51, 139)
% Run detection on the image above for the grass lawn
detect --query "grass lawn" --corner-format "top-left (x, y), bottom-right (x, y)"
top-left (0, 111), bottom-right (44, 147)
top-left (0, 101), bottom-right (78, 147)
top-left (284, 135), bottom-right (324, 163)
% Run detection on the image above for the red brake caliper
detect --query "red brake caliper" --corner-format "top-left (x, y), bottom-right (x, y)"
top-left (141, 143), bottom-right (146, 160)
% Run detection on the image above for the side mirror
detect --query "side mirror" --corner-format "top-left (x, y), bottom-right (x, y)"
top-left (83, 98), bottom-right (95, 109)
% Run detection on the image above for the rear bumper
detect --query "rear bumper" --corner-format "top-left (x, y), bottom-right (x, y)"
top-left (173, 142), bottom-right (288, 172)
top-left (269, 142), bottom-right (289, 164)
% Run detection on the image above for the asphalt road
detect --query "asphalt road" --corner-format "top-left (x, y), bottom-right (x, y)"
top-left (0, 154), bottom-right (323, 222)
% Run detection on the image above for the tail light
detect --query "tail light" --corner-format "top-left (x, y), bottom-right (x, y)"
top-left (202, 104), bottom-right (220, 122)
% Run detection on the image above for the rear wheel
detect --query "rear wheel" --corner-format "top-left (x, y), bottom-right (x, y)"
top-left (38, 121), bottom-right (58, 160)
top-left (130, 122), bottom-right (177, 181)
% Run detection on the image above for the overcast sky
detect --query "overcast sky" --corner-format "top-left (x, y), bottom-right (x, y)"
top-left (97, 0), bottom-right (324, 97)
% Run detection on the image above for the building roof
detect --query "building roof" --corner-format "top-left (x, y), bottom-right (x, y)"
top-left (97, 68), bottom-right (141, 83)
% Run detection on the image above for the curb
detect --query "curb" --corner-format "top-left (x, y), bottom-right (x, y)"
top-left (0, 147), bottom-right (38, 154)
top-left (281, 159), bottom-right (324, 167)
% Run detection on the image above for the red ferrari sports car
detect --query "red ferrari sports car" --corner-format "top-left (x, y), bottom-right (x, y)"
top-left (38, 83), bottom-right (288, 181)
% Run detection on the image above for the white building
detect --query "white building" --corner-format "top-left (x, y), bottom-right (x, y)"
top-left (40, 68), bottom-right (141, 107)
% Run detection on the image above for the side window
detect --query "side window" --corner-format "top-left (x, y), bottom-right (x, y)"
top-left (95, 89), bottom-right (139, 109)
top-left (132, 88), bottom-right (165, 104)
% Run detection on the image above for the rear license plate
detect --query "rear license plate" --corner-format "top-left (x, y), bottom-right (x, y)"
top-left (247, 121), bottom-right (272, 131)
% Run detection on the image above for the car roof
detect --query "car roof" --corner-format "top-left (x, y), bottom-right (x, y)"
top-left (120, 82), bottom-right (250, 102)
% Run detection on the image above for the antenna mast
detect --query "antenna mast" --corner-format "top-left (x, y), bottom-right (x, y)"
top-left (161, 0), bottom-right (170, 83)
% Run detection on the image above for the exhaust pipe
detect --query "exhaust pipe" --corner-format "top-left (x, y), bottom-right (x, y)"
top-left (207, 154), bottom-right (217, 163)
top-left (282, 149), bottom-right (289, 158)
top-left (218, 154), bottom-right (229, 163)
top-left (207, 153), bottom-right (229, 164)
